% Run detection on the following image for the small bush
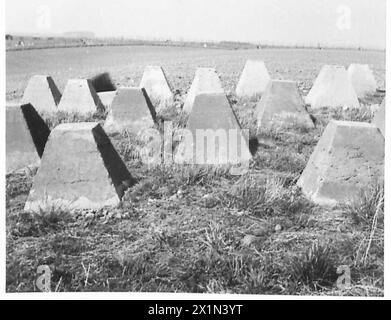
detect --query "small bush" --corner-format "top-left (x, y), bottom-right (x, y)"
top-left (113, 131), bottom-right (146, 163)
top-left (219, 174), bottom-right (314, 218)
top-left (156, 104), bottom-right (180, 123)
top-left (90, 72), bottom-right (116, 92)
top-left (183, 252), bottom-right (280, 294)
top-left (344, 182), bottom-right (384, 227)
top-left (290, 242), bottom-right (337, 291)
top-left (233, 105), bottom-right (258, 139)
top-left (10, 207), bottom-right (73, 238)
top-left (253, 152), bottom-right (307, 174)
top-left (313, 106), bottom-right (374, 124)
top-left (44, 110), bottom-right (107, 130)
top-left (6, 169), bottom-right (36, 198)
top-left (49, 234), bottom-right (89, 256)
top-left (171, 165), bottom-right (232, 187)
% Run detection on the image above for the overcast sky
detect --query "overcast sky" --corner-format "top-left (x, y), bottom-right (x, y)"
top-left (5, 0), bottom-right (387, 48)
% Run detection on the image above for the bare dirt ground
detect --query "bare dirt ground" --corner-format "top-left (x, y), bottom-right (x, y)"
top-left (6, 45), bottom-right (385, 295)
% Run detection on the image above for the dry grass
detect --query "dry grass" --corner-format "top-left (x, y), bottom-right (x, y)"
top-left (5, 46), bottom-right (385, 295)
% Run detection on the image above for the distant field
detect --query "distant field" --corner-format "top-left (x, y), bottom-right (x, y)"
top-left (6, 45), bottom-right (386, 102)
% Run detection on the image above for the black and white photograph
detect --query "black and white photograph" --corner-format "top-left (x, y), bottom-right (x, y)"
top-left (1, 0), bottom-right (388, 301)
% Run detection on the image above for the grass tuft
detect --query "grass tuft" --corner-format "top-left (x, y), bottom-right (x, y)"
top-left (290, 242), bottom-right (337, 291)
top-left (219, 174), bottom-right (314, 218)
top-left (344, 182), bottom-right (384, 227)
top-left (9, 206), bottom-right (73, 238)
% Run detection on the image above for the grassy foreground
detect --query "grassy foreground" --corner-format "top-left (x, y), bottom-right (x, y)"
top-left (6, 95), bottom-right (384, 296)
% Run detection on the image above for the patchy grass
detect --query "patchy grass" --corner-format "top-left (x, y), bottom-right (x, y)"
top-left (218, 174), bottom-right (314, 219)
top-left (312, 106), bottom-right (375, 125)
top-left (6, 101), bottom-right (384, 295)
top-left (8, 208), bottom-right (74, 239)
top-left (290, 242), bottom-right (337, 291)
top-left (6, 99), bottom-right (384, 295)
top-left (43, 110), bottom-right (107, 130)
top-left (344, 182), bottom-right (384, 227)
top-left (5, 47), bottom-right (385, 295)
top-left (6, 169), bottom-right (37, 199)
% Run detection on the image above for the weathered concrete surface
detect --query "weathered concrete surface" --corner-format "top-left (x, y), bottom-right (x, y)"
top-left (140, 66), bottom-right (174, 108)
top-left (21, 75), bottom-right (62, 113)
top-left (236, 60), bottom-right (271, 98)
top-left (372, 99), bottom-right (385, 137)
top-left (104, 87), bottom-right (157, 134)
top-left (98, 91), bottom-right (117, 109)
top-left (348, 64), bottom-right (377, 98)
top-left (24, 123), bottom-right (135, 212)
top-left (6, 103), bottom-right (51, 173)
top-left (256, 80), bottom-right (314, 130)
top-left (305, 65), bottom-right (360, 109)
top-left (298, 120), bottom-right (384, 206)
top-left (183, 68), bottom-right (224, 113)
top-left (58, 79), bottom-right (104, 114)
top-left (175, 93), bottom-right (251, 166)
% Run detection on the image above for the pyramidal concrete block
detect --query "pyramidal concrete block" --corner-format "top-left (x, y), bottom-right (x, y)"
top-left (104, 87), bottom-right (157, 135)
top-left (21, 75), bottom-right (62, 113)
top-left (24, 123), bottom-right (135, 212)
top-left (175, 93), bottom-right (251, 166)
top-left (140, 66), bottom-right (174, 107)
top-left (6, 103), bottom-right (51, 173)
top-left (298, 120), bottom-right (384, 206)
top-left (183, 68), bottom-right (224, 114)
top-left (305, 65), bottom-right (360, 109)
top-left (348, 64), bottom-right (377, 98)
top-left (58, 79), bottom-right (104, 114)
top-left (236, 60), bottom-right (271, 98)
top-left (256, 80), bottom-right (314, 130)
top-left (98, 91), bottom-right (117, 109)
top-left (372, 99), bottom-right (385, 137)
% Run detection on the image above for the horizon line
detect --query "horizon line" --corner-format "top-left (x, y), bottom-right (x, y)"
top-left (5, 32), bottom-right (386, 51)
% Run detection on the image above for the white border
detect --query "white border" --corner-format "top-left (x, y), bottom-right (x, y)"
top-left (383, 0), bottom-right (390, 300)
top-left (1, 0), bottom-right (7, 299)
top-left (0, 0), bottom-right (390, 301)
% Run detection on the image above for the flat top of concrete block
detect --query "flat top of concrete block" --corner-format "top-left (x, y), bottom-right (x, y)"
top-left (30, 74), bottom-right (51, 78)
top-left (196, 67), bottom-right (217, 73)
top-left (193, 92), bottom-right (226, 100)
top-left (144, 66), bottom-right (164, 71)
top-left (63, 78), bottom-right (98, 90)
top-left (349, 63), bottom-right (370, 68)
top-left (27, 75), bottom-right (52, 81)
top-left (98, 90), bottom-right (117, 95)
top-left (55, 122), bottom-right (100, 131)
top-left (244, 59), bottom-right (265, 64)
top-left (323, 65), bottom-right (345, 69)
top-left (117, 86), bottom-right (142, 91)
top-left (246, 59), bottom-right (266, 63)
top-left (242, 60), bottom-right (268, 68)
top-left (330, 120), bottom-right (375, 128)
top-left (112, 87), bottom-right (154, 109)
top-left (270, 80), bottom-right (296, 85)
top-left (187, 92), bottom-right (242, 131)
top-left (67, 78), bottom-right (92, 84)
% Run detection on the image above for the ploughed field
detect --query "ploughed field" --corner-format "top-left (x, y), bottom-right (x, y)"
top-left (6, 45), bottom-right (385, 295)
